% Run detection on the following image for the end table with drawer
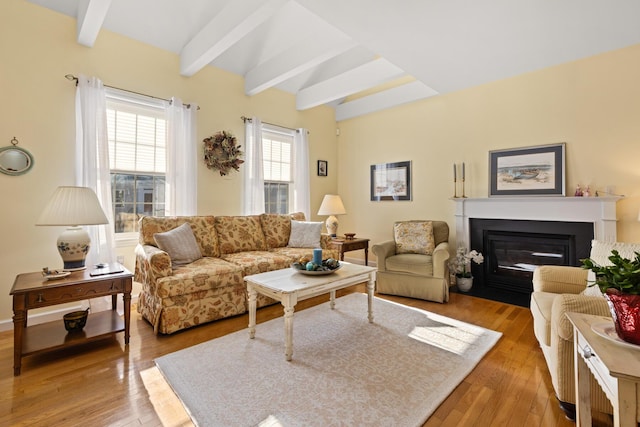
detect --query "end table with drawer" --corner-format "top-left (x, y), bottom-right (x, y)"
top-left (10, 265), bottom-right (132, 376)
top-left (330, 237), bottom-right (370, 265)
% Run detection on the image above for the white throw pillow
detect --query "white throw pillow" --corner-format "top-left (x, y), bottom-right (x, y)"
top-left (154, 223), bottom-right (203, 266)
top-left (287, 220), bottom-right (322, 248)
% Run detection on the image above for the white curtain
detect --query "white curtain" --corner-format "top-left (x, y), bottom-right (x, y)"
top-left (75, 75), bottom-right (116, 266)
top-left (242, 117), bottom-right (265, 215)
top-left (293, 128), bottom-right (311, 219)
top-left (166, 98), bottom-right (198, 216)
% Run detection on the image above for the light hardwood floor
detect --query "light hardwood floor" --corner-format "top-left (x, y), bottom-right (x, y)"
top-left (0, 285), bottom-right (613, 427)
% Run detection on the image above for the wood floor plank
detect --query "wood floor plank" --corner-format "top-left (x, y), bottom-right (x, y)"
top-left (0, 286), bottom-right (614, 426)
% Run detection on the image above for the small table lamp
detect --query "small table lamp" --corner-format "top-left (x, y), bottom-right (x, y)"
top-left (36, 186), bottom-right (109, 271)
top-left (317, 194), bottom-right (346, 237)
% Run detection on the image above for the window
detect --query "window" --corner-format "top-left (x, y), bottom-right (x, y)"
top-left (262, 127), bottom-right (294, 214)
top-left (106, 91), bottom-right (167, 233)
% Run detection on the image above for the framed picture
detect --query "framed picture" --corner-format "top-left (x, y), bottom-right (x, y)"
top-left (317, 160), bottom-right (327, 177)
top-left (489, 143), bottom-right (565, 197)
top-left (370, 161), bottom-right (412, 201)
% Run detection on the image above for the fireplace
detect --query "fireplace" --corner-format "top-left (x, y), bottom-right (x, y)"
top-left (469, 218), bottom-right (593, 306)
top-left (453, 196), bottom-right (620, 307)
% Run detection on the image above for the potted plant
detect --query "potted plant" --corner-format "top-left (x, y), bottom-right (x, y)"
top-left (582, 249), bottom-right (640, 344)
top-left (452, 247), bottom-right (484, 292)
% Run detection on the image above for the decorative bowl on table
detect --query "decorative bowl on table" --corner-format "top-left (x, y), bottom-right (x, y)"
top-left (344, 233), bottom-right (356, 240)
top-left (291, 258), bottom-right (341, 276)
top-left (63, 308), bottom-right (89, 332)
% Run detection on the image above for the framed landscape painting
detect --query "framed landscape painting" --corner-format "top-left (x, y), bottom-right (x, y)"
top-left (489, 143), bottom-right (565, 197)
top-left (370, 161), bottom-right (412, 201)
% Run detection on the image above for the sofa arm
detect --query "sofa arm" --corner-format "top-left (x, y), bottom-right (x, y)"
top-left (134, 244), bottom-right (172, 288)
top-left (432, 242), bottom-right (450, 278)
top-left (552, 293), bottom-right (611, 342)
top-left (532, 265), bottom-right (588, 294)
top-left (320, 233), bottom-right (333, 249)
top-left (371, 240), bottom-right (396, 272)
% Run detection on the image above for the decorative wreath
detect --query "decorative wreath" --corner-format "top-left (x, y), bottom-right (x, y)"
top-left (203, 130), bottom-right (244, 176)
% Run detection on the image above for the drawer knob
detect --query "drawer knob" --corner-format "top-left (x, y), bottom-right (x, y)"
top-left (36, 293), bottom-right (44, 303)
top-left (583, 346), bottom-right (593, 359)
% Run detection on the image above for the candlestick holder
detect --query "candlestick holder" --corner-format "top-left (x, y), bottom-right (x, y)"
top-left (461, 178), bottom-right (467, 198)
top-left (453, 178), bottom-right (458, 198)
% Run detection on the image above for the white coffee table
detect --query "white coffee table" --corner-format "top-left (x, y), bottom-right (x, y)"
top-left (245, 262), bottom-right (376, 361)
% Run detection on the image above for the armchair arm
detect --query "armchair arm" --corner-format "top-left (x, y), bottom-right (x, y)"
top-left (552, 293), bottom-right (611, 342)
top-left (134, 244), bottom-right (172, 289)
top-left (371, 240), bottom-right (396, 272)
top-left (532, 265), bottom-right (588, 294)
top-left (432, 242), bottom-right (450, 278)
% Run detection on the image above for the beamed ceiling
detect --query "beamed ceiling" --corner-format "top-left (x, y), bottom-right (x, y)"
top-left (27, 0), bottom-right (640, 121)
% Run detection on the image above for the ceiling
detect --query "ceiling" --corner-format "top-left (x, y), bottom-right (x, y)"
top-left (28, 0), bottom-right (640, 121)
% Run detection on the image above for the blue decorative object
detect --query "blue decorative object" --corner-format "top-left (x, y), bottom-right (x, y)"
top-left (313, 248), bottom-right (322, 265)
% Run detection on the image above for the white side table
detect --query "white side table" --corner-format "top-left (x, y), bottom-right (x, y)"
top-left (566, 312), bottom-right (640, 427)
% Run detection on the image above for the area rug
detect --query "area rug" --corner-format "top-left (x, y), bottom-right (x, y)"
top-left (155, 293), bottom-right (502, 427)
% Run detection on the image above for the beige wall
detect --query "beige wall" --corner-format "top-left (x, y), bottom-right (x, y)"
top-left (336, 43), bottom-right (640, 257)
top-left (0, 0), bottom-right (338, 326)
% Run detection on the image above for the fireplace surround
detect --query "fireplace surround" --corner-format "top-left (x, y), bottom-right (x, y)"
top-left (453, 197), bottom-right (620, 306)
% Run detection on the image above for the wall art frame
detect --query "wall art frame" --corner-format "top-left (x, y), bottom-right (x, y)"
top-left (370, 161), bottom-right (412, 201)
top-left (317, 160), bottom-right (327, 176)
top-left (489, 142), bottom-right (565, 197)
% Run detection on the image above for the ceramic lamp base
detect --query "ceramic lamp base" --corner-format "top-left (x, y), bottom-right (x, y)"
top-left (325, 215), bottom-right (339, 237)
top-left (57, 226), bottom-right (91, 271)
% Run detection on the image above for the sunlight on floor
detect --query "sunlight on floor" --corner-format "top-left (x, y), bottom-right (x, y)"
top-left (408, 324), bottom-right (485, 355)
top-left (140, 366), bottom-right (194, 427)
top-left (258, 415), bottom-right (285, 426)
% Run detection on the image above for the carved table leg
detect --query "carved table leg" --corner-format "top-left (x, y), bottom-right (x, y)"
top-left (282, 293), bottom-right (297, 361)
top-left (330, 290), bottom-right (336, 309)
top-left (248, 284), bottom-right (257, 339)
top-left (367, 274), bottom-right (375, 323)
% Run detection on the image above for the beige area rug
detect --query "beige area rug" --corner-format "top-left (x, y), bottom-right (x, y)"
top-left (155, 293), bottom-right (502, 427)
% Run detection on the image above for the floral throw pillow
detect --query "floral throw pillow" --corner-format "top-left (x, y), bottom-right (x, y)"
top-left (153, 223), bottom-right (203, 266)
top-left (394, 221), bottom-right (435, 255)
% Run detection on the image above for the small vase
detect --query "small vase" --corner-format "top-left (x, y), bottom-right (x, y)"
top-left (456, 276), bottom-right (473, 292)
top-left (605, 289), bottom-right (640, 345)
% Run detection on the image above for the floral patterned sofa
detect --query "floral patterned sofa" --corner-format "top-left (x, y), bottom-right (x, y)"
top-left (134, 213), bottom-right (338, 334)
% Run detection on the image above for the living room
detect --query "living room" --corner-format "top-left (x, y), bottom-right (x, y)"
top-left (2, 0), bottom-right (640, 425)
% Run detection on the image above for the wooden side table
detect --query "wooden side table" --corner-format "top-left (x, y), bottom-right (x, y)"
top-left (566, 312), bottom-right (640, 426)
top-left (330, 237), bottom-right (370, 265)
top-left (10, 265), bottom-right (132, 376)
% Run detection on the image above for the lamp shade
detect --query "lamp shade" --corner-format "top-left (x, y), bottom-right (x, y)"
top-left (317, 194), bottom-right (346, 216)
top-left (36, 186), bottom-right (108, 226)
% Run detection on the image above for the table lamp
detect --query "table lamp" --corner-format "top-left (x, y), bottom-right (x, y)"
top-left (36, 186), bottom-right (109, 271)
top-left (317, 194), bottom-right (346, 237)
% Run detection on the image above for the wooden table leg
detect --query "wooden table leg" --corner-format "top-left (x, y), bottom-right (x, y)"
top-left (282, 293), bottom-right (297, 361)
top-left (330, 290), bottom-right (336, 309)
top-left (123, 284), bottom-right (131, 345)
top-left (367, 274), bottom-right (375, 323)
top-left (247, 284), bottom-right (257, 339)
top-left (574, 337), bottom-right (592, 427)
top-left (13, 305), bottom-right (25, 376)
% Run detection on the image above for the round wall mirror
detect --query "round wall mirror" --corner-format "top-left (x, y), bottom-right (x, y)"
top-left (0, 138), bottom-right (34, 176)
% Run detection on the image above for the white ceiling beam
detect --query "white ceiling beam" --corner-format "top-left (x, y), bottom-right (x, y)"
top-left (180, 0), bottom-right (287, 77)
top-left (244, 36), bottom-right (358, 96)
top-left (335, 80), bottom-right (438, 121)
top-left (296, 58), bottom-right (405, 110)
top-left (76, 0), bottom-right (112, 47)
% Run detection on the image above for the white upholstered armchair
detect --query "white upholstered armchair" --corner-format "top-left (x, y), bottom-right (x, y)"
top-left (372, 220), bottom-right (450, 303)
top-left (530, 240), bottom-right (640, 419)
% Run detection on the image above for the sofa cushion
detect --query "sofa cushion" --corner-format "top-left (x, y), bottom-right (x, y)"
top-left (287, 220), bottom-right (322, 248)
top-left (215, 215), bottom-right (267, 254)
top-left (155, 257), bottom-right (244, 298)
top-left (271, 247), bottom-right (340, 264)
top-left (386, 254), bottom-right (433, 276)
top-left (260, 214), bottom-right (292, 248)
top-left (221, 251), bottom-right (293, 276)
top-left (530, 291), bottom-right (556, 347)
top-left (153, 223), bottom-right (203, 266)
top-left (394, 221), bottom-right (435, 255)
top-left (139, 216), bottom-right (219, 257)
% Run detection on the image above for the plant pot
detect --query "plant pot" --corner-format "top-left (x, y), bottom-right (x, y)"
top-left (456, 276), bottom-right (473, 292)
top-left (605, 289), bottom-right (640, 345)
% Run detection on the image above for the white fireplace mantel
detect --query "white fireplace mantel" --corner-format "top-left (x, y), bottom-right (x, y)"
top-left (453, 196), bottom-right (621, 245)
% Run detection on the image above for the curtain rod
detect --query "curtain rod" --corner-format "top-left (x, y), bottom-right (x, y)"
top-left (65, 74), bottom-right (200, 110)
top-left (240, 116), bottom-right (307, 134)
